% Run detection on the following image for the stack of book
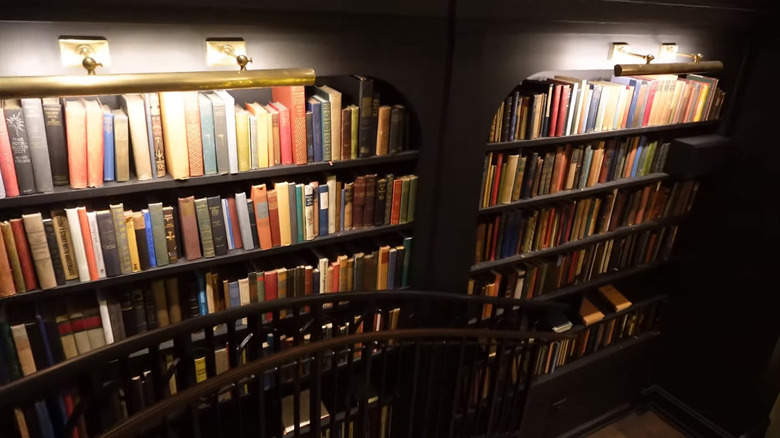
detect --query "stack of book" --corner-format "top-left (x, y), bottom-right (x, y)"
top-left (470, 224), bottom-right (679, 301)
top-left (0, 76), bottom-right (409, 196)
top-left (0, 174), bottom-right (417, 295)
top-left (475, 180), bottom-right (698, 264)
top-left (488, 73), bottom-right (725, 142)
top-left (480, 135), bottom-right (670, 207)
top-left (533, 285), bottom-right (660, 375)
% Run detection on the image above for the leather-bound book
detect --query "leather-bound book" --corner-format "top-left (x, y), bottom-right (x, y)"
top-left (132, 212), bottom-right (151, 270)
top-left (21, 98), bottom-right (54, 192)
top-left (162, 206), bottom-right (178, 263)
top-left (158, 92), bottom-right (190, 179)
top-left (178, 197), bottom-right (201, 260)
top-left (375, 178), bottom-right (387, 226)
top-left (148, 202), bottom-right (169, 266)
top-left (226, 197), bottom-right (243, 249)
top-left (193, 197), bottom-right (215, 258)
top-left (251, 185), bottom-right (273, 249)
top-left (389, 105), bottom-right (405, 155)
top-left (353, 176), bottom-right (366, 229)
top-left (151, 280), bottom-right (170, 327)
top-left (579, 297), bottom-right (605, 326)
top-left (271, 86), bottom-right (307, 165)
top-left (10, 218), bottom-right (38, 290)
top-left (95, 210), bottom-right (121, 278)
top-left (324, 76), bottom-right (374, 157)
top-left (375, 105), bottom-right (391, 156)
top-left (21, 213), bottom-right (56, 290)
top-left (341, 107), bottom-right (352, 160)
top-left (51, 211), bottom-right (78, 280)
top-left (86, 211), bottom-right (107, 278)
top-left (266, 190), bottom-right (282, 247)
top-left (83, 99), bottom-right (104, 187)
top-left (0, 226), bottom-right (17, 296)
top-left (41, 219), bottom-right (66, 285)
top-left (597, 284), bottom-right (632, 311)
top-left (247, 199), bottom-right (260, 248)
top-left (363, 174), bottom-right (377, 228)
top-left (123, 212), bottom-right (141, 272)
top-left (4, 100), bottom-right (37, 193)
top-left (0, 107), bottom-right (20, 196)
top-left (145, 93), bottom-right (166, 177)
top-left (363, 253), bottom-right (377, 291)
top-left (207, 196), bottom-right (227, 256)
top-left (109, 204), bottom-right (133, 274)
top-left (390, 178), bottom-right (403, 225)
top-left (119, 291), bottom-right (137, 337)
top-left (130, 289), bottom-right (149, 333)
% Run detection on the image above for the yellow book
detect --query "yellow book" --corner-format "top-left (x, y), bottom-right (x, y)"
top-left (158, 92), bottom-right (190, 179)
top-left (194, 356), bottom-right (207, 383)
top-left (275, 182), bottom-right (292, 246)
top-left (246, 103), bottom-right (269, 168)
top-left (377, 245), bottom-right (390, 290)
top-left (123, 212), bottom-right (141, 272)
top-left (693, 83), bottom-right (710, 122)
top-left (234, 105), bottom-right (250, 171)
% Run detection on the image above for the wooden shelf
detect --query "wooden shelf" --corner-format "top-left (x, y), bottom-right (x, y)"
top-left (478, 173), bottom-right (669, 215)
top-left (529, 262), bottom-right (672, 302)
top-left (1, 223), bottom-right (414, 304)
top-left (485, 120), bottom-right (719, 152)
top-left (0, 151), bottom-right (419, 209)
top-left (470, 216), bottom-right (680, 273)
top-left (531, 331), bottom-right (659, 386)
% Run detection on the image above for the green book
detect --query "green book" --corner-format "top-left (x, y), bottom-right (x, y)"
top-left (642, 141), bottom-right (657, 176)
top-left (109, 203), bottom-right (133, 275)
top-left (295, 184), bottom-right (305, 243)
top-left (399, 177), bottom-right (411, 224)
top-left (512, 156), bottom-right (527, 202)
top-left (384, 174), bottom-right (395, 225)
top-left (402, 236), bottom-right (413, 287)
top-left (193, 198), bottom-right (215, 258)
top-left (148, 202), bottom-right (169, 267)
top-left (407, 175), bottom-right (418, 223)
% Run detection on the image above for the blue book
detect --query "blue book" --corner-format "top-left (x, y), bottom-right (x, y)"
top-left (318, 185), bottom-right (329, 237)
top-left (508, 91), bottom-right (520, 141)
top-left (102, 109), bottom-right (115, 181)
top-left (611, 77), bottom-right (640, 128)
top-left (579, 146), bottom-right (593, 188)
top-left (222, 198), bottom-right (234, 250)
top-left (228, 281), bottom-right (241, 308)
top-left (585, 84), bottom-right (602, 133)
top-left (295, 184), bottom-right (305, 242)
top-left (198, 93), bottom-right (218, 175)
top-left (340, 187), bottom-right (346, 232)
top-left (402, 237), bottom-right (413, 287)
top-left (34, 400), bottom-right (56, 438)
top-left (312, 270), bottom-right (320, 294)
top-left (36, 314), bottom-right (68, 429)
top-left (195, 271), bottom-right (207, 315)
top-left (306, 97), bottom-right (323, 162)
top-left (631, 138), bottom-right (645, 177)
top-left (312, 95), bottom-right (332, 161)
top-left (387, 249), bottom-right (396, 290)
top-left (143, 210), bottom-right (156, 268)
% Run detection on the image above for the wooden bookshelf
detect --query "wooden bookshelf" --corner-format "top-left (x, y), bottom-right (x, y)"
top-left (484, 120), bottom-right (719, 152)
top-left (478, 173), bottom-right (669, 215)
top-left (0, 151), bottom-right (419, 209)
top-left (470, 216), bottom-right (682, 273)
top-left (1, 223), bottom-right (413, 304)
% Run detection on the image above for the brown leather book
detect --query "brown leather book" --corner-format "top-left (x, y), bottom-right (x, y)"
top-left (2, 222), bottom-right (27, 293)
top-left (51, 210), bottom-right (79, 280)
top-left (227, 197), bottom-right (243, 249)
top-left (390, 178), bottom-right (403, 225)
top-left (375, 105), bottom-right (391, 156)
top-left (10, 218), bottom-right (38, 291)
top-left (363, 174), bottom-right (377, 228)
top-left (363, 253), bottom-right (377, 291)
top-left (21, 213), bottom-right (57, 290)
top-left (597, 284), bottom-right (632, 311)
top-left (579, 297), bottom-right (605, 326)
top-left (183, 92), bottom-right (204, 177)
top-left (377, 245), bottom-right (390, 290)
top-left (178, 196), bottom-right (202, 261)
top-left (353, 176), bottom-right (366, 229)
top-left (266, 191), bottom-right (282, 247)
top-left (146, 94), bottom-right (167, 177)
top-left (162, 206), bottom-right (178, 263)
top-left (344, 182), bottom-right (354, 230)
top-left (341, 107), bottom-right (352, 160)
top-left (0, 229), bottom-right (16, 296)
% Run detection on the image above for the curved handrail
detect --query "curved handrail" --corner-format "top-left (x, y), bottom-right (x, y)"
top-left (99, 327), bottom-right (571, 438)
top-left (0, 289), bottom-right (559, 405)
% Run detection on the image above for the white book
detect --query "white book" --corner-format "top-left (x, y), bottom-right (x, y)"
top-left (594, 85), bottom-right (611, 132)
top-left (64, 208), bottom-right (91, 282)
top-left (234, 192), bottom-right (254, 250)
top-left (612, 86), bottom-right (629, 130)
top-left (326, 176), bottom-right (337, 234)
top-left (221, 198), bottom-right (234, 250)
top-left (304, 184), bottom-right (315, 240)
top-left (96, 290), bottom-right (115, 344)
top-left (564, 81), bottom-right (578, 136)
top-left (578, 86), bottom-right (593, 135)
top-left (318, 257), bottom-right (328, 294)
top-left (572, 79), bottom-right (588, 135)
top-left (20, 98), bottom-right (54, 192)
top-left (86, 210), bottom-right (107, 279)
top-left (120, 94), bottom-right (153, 180)
top-left (215, 90), bottom-right (239, 174)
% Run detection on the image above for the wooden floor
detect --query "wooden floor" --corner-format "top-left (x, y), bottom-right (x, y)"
top-left (587, 412), bottom-right (688, 438)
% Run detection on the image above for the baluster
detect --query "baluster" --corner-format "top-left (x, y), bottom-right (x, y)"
top-left (310, 303), bottom-right (323, 437)
top-left (406, 340), bottom-right (422, 437)
top-left (511, 341), bottom-right (541, 432)
top-left (293, 355), bottom-right (301, 438)
top-left (484, 335), bottom-right (508, 438)
top-left (173, 333), bottom-right (200, 438)
top-left (77, 371), bottom-right (103, 436)
top-left (448, 337), bottom-right (467, 438)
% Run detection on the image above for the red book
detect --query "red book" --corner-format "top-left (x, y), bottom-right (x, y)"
top-left (563, 203), bottom-right (576, 244)
top-left (490, 153), bottom-right (503, 206)
top-left (390, 179), bottom-right (403, 224)
top-left (83, 99), bottom-right (104, 187)
top-left (642, 81), bottom-right (658, 127)
top-left (250, 184), bottom-right (273, 250)
top-left (489, 215), bottom-right (500, 261)
top-left (331, 262), bottom-right (340, 293)
top-left (76, 208), bottom-right (98, 280)
top-left (304, 266), bottom-right (313, 296)
top-left (547, 84), bottom-right (561, 137)
top-left (266, 190), bottom-right (282, 247)
top-left (544, 209), bottom-right (555, 248)
top-left (555, 85), bottom-right (570, 137)
top-left (598, 145), bottom-right (612, 184)
top-left (264, 269), bottom-right (278, 320)
top-left (64, 100), bottom-right (87, 189)
top-left (269, 102), bottom-right (292, 165)
top-left (9, 219), bottom-right (37, 291)
top-left (226, 197), bottom-right (243, 250)
top-left (0, 108), bottom-right (19, 197)
top-left (271, 86), bottom-right (306, 165)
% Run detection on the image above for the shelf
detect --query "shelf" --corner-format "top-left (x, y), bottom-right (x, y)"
top-left (470, 216), bottom-right (680, 273)
top-left (1, 223), bottom-right (414, 304)
top-left (478, 173), bottom-right (669, 215)
top-left (485, 120), bottom-right (719, 152)
top-left (530, 261), bottom-right (672, 302)
top-left (531, 331), bottom-right (659, 386)
top-left (0, 151), bottom-right (419, 209)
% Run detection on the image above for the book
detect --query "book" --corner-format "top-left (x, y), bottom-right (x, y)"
top-left (579, 297), bottom-right (605, 325)
top-left (198, 93), bottom-right (218, 175)
top-left (5, 100), bottom-right (37, 193)
top-left (162, 206), bottom-right (178, 263)
top-left (62, 208), bottom-right (90, 282)
top-left (109, 204), bottom-right (133, 275)
top-left (159, 92), bottom-right (191, 179)
top-left (132, 212), bottom-right (151, 271)
top-left (20, 98), bottom-right (54, 192)
top-left (41, 219), bottom-right (66, 285)
top-left (120, 95), bottom-right (153, 180)
top-left (87, 211), bottom-right (108, 278)
top-left (207, 196), bottom-right (228, 256)
top-left (597, 284), bottom-right (632, 311)
top-left (101, 105), bottom-right (115, 181)
top-left (194, 197), bottom-right (215, 258)
top-left (19, 213), bottom-right (56, 290)
top-left (95, 210), bottom-right (121, 278)
top-left (326, 76), bottom-right (374, 157)
top-left (0, 107), bottom-right (20, 196)
top-left (214, 90), bottom-right (239, 174)
top-left (178, 196), bottom-right (202, 261)
top-left (375, 105), bottom-right (391, 156)
top-left (206, 92), bottom-right (231, 174)
top-left (145, 93), bottom-right (167, 177)
top-left (247, 103), bottom-right (270, 168)
top-left (147, 203), bottom-right (169, 267)
top-left (271, 86), bottom-right (307, 165)
top-left (233, 192), bottom-right (253, 251)
top-left (234, 105), bottom-right (251, 172)
top-left (112, 108), bottom-right (130, 182)
top-left (251, 184), bottom-right (273, 249)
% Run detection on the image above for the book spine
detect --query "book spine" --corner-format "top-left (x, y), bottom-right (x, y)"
top-left (235, 192), bottom-right (255, 250)
top-left (305, 111), bottom-right (314, 163)
top-left (353, 176), bottom-right (365, 229)
top-left (102, 109), bottom-right (115, 181)
top-left (208, 94), bottom-right (230, 174)
top-left (183, 92), bottom-right (204, 177)
top-left (294, 186), bottom-right (304, 243)
top-left (0, 109), bottom-right (19, 196)
top-left (357, 79), bottom-right (375, 157)
top-left (364, 175), bottom-right (376, 227)
top-left (86, 211), bottom-right (107, 278)
top-left (21, 214), bottom-right (57, 289)
top-left (94, 211), bottom-right (120, 278)
top-left (21, 99), bottom-right (54, 192)
top-left (341, 107), bottom-right (352, 160)
top-left (142, 209), bottom-right (156, 268)
top-left (177, 196), bottom-right (202, 261)
top-left (4, 106), bottom-right (36, 194)
top-left (207, 196), bottom-right (228, 256)
top-left (41, 219), bottom-right (66, 285)
top-left (193, 198), bottom-right (215, 258)
top-left (131, 213), bottom-right (149, 271)
top-left (39, 101), bottom-right (68, 187)
top-left (84, 100), bottom-right (105, 187)
top-left (318, 186), bottom-right (329, 237)
top-left (8, 219), bottom-right (36, 291)
top-left (320, 99), bottom-right (332, 161)
top-left (197, 93), bottom-right (218, 175)
top-left (310, 100), bottom-right (323, 162)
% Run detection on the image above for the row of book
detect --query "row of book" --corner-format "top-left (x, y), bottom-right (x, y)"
top-left (470, 225), bottom-right (678, 302)
top-left (0, 75), bottom-right (407, 196)
top-left (488, 73), bottom-right (724, 143)
top-left (480, 136), bottom-right (670, 207)
top-left (0, 173), bottom-right (417, 295)
top-left (533, 288), bottom-right (660, 376)
top-left (475, 180), bottom-right (697, 264)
